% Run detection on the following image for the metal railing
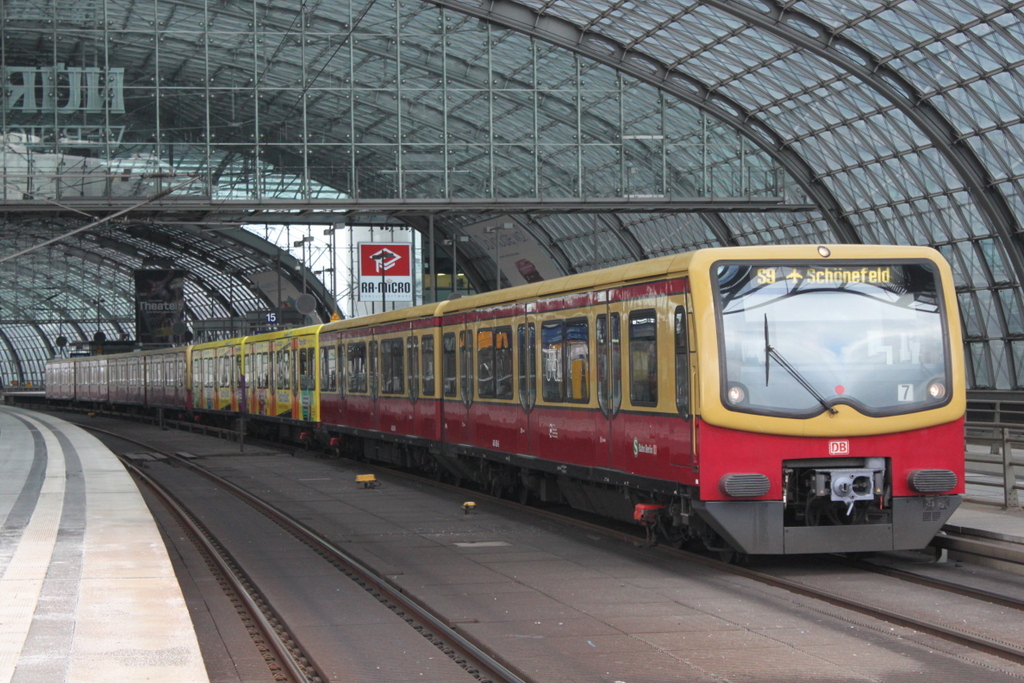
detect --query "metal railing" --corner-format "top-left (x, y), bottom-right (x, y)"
top-left (965, 392), bottom-right (1024, 508)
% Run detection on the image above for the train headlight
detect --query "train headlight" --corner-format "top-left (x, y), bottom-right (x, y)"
top-left (927, 381), bottom-right (947, 400)
top-left (727, 385), bottom-right (746, 405)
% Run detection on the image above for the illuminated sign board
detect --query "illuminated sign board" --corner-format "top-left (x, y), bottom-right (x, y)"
top-left (754, 266), bottom-right (893, 286)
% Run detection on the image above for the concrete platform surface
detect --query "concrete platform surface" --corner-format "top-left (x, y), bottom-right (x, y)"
top-left (0, 407), bottom-right (208, 683)
top-left (947, 500), bottom-right (1024, 543)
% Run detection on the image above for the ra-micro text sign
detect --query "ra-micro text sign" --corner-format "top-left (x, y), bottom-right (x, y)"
top-left (358, 243), bottom-right (413, 302)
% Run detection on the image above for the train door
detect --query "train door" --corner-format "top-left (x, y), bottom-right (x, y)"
top-left (516, 310), bottom-right (537, 455)
top-left (249, 341), bottom-right (270, 416)
top-left (233, 345), bottom-right (243, 412)
top-left (368, 335), bottom-right (379, 431)
top-left (440, 322), bottom-right (469, 446)
top-left (204, 349), bottom-right (216, 410)
top-left (595, 299), bottom-right (622, 470)
top-left (296, 337), bottom-right (316, 422)
top-left (217, 346), bottom-right (232, 410)
top-left (273, 338), bottom-right (293, 418)
top-left (670, 300), bottom-right (694, 468)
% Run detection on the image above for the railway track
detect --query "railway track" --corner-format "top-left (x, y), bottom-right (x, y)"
top-left (125, 459), bottom-right (322, 683)
top-left (87, 424), bottom-right (531, 683)
top-left (78, 415), bottom-right (1024, 675)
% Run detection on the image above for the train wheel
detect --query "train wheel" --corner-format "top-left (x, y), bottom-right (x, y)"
top-left (518, 486), bottom-right (531, 506)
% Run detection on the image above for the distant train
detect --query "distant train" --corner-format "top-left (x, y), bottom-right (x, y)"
top-left (46, 245), bottom-right (966, 556)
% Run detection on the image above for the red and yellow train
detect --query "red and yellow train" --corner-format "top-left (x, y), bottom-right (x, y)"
top-left (46, 244), bottom-right (966, 555)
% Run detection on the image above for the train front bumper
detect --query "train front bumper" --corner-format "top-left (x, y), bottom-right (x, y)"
top-left (692, 494), bottom-right (961, 555)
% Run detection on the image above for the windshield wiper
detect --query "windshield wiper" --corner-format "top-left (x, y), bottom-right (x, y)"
top-left (764, 314), bottom-right (838, 416)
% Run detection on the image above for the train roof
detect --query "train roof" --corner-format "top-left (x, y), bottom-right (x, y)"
top-left (316, 243), bottom-right (946, 329)
top-left (319, 300), bottom-right (450, 334)
top-left (439, 247), bottom-right (703, 315)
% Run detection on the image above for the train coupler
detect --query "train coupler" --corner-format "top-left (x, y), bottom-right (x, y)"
top-left (634, 503), bottom-right (664, 547)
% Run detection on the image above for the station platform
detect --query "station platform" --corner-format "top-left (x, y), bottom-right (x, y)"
top-left (946, 500), bottom-right (1024, 544)
top-left (956, 471), bottom-right (1024, 544)
top-left (0, 406), bottom-right (208, 682)
top-left (21, 406), bottom-right (1024, 555)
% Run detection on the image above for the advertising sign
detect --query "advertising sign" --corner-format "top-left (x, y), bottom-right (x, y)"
top-left (134, 269), bottom-right (187, 344)
top-left (358, 243), bottom-right (413, 302)
top-left (459, 216), bottom-right (561, 286)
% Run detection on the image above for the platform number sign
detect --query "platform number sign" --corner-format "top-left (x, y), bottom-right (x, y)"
top-left (265, 312), bottom-right (278, 325)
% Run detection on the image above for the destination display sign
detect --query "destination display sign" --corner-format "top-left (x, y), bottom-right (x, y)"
top-left (753, 265), bottom-right (894, 286)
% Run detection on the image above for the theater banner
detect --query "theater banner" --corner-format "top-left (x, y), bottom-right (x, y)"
top-left (134, 269), bottom-right (187, 343)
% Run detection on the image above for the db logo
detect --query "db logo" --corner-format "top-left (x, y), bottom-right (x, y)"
top-left (829, 440), bottom-right (850, 455)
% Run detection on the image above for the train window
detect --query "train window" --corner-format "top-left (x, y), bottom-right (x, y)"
top-left (472, 326), bottom-right (513, 400)
top-left (204, 357), bottom-right (214, 388)
top-left (276, 349), bottom-right (291, 391)
top-left (234, 354), bottom-right (242, 389)
top-left (674, 306), bottom-right (690, 418)
top-left (259, 352), bottom-right (269, 389)
top-left (320, 345), bottom-right (338, 393)
top-left (477, 329), bottom-right (495, 399)
top-left (219, 356), bottom-right (231, 388)
top-left (495, 326), bottom-right (513, 400)
top-left (192, 359), bottom-right (201, 393)
top-left (299, 347), bottom-right (315, 391)
top-left (407, 336), bottom-right (419, 400)
top-left (369, 341), bottom-right (379, 397)
top-left (380, 339), bottom-right (405, 395)
top-left (347, 342), bottom-right (367, 393)
top-left (566, 319), bottom-right (589, 403)
top-left (541, 321), bottom-right (564, 402)
top-left (629, 309), bottom-right (658, 406)
top-left (442, 333), bottom-right (457, 397)
top-left (178, 359), bottom-right (185, 387)
top-left (421, 335), bottom-right (435, 396)
top-left (459, 330), bottom-right (473, 402)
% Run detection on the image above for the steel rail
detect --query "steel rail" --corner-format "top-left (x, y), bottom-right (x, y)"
top-left (843, 556), bottom-right (1024, 612)
top-left (84, 424), bottom-right (531, 683)
top-left (121, 458), bottom-right (319, 683)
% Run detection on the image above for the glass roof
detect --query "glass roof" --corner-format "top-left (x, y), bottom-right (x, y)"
top-left (2, 0), bottom-right (1024, 390)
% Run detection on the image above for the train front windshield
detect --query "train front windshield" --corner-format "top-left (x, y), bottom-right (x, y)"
top-left (713, 261), bottom-right (951, 417)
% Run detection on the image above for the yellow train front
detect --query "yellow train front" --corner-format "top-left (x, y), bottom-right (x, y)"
top-left (685, 245), bottom-right (964, 554)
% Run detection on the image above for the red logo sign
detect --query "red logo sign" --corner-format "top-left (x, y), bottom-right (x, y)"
top-left (359, 243), bottom-right (411, 277)
top-left (829, 440), bottom-right (850, 455)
